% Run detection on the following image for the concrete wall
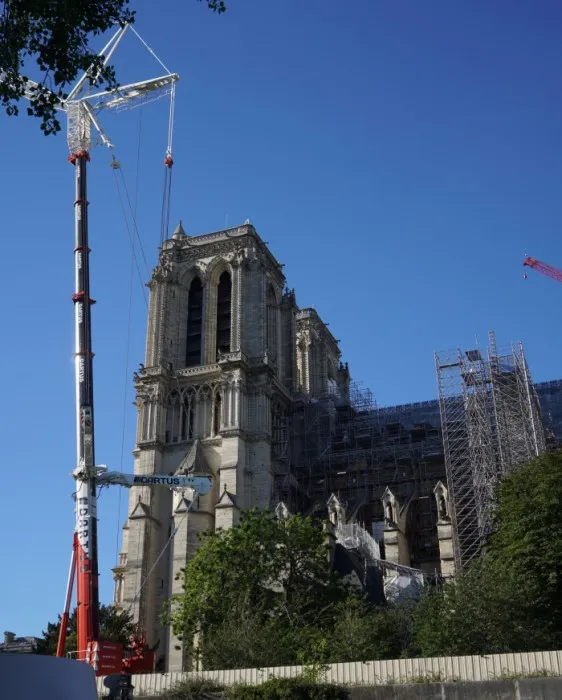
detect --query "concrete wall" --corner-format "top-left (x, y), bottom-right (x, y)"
top-left (351, 679), bottom-right (562, 699)
top-left (96, 650), bottom-right (562, 696)
top-left (99, 678), bottom-right (562, 699)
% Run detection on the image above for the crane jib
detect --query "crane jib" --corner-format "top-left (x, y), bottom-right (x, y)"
top-left (134, 475), bottom-right (196, 486)
top-left (94, 471), bottom-right (212, 494)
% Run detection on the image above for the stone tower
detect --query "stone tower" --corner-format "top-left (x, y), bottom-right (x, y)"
top-left (113, 222), bottom-right (303, 670)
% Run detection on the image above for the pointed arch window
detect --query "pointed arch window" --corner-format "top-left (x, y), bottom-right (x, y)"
top-left (216, 271), bottom-right (232, 357)
top-left (213, 392), bottom-right (222, 436)
top-left (165, 391), bottom-right (181, 443)
top-left (186, 277), bottom-right (203, 367)
top-left (266, 286), bottom-right (278, 361)
top-left (181, 397), bottom-right (195, 441)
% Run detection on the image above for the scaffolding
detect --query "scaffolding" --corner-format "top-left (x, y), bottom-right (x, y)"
top-left (335, 520), bottom-right (428, 601)
top-left (276, 381), bottom-right (446, 572)
top-left (435, 332), bottom-right (546, 570)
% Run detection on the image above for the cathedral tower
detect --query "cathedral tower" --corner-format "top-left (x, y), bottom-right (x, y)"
top-left (113, 222), bottom-right (300, 670)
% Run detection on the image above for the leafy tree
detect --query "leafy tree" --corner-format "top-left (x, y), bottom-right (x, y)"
top-left (0, 0), bottom-right (226, 134)
top-left (168, 454), bottom-right (562, 666)
top-left (328, 598), bottom-right (413, 662)
top-left (36, 604), bottom-right (136, 656)
top-left (227, 677), bottom-right (348, 700)
top-left (487, 450), bottom-right (562, 644)
top-left (166, 510), bottom-right (352, 669)
top-left (411, 560), bottom-right (547, 657)
top-left (413, 451), bottom-right (562, 656)
top-left (197, 595), bottom-right (295, 670)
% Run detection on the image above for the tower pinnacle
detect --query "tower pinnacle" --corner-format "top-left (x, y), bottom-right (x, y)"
top-left (172, 220), bottom-right (187, 240)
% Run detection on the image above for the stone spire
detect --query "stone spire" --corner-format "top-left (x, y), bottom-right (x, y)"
top-left (172, 220), bottom-right (187, 240)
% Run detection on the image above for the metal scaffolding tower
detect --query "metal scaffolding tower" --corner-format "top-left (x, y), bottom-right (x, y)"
top-left (435, 332), bottom-right (546, 570)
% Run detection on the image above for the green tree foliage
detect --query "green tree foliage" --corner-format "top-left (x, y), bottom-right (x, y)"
top-left (36, 604), bottom-right (136, 656)
top-left (0, 0), bottom-right (226, 134)
top-left (167, 510), bottom-right (415, 670)
top-left (328, 598), bottom-right (412, 663)
top-left (170, 453), bottom-right (562, 667)
top-left (167, 510), bottom-right (354, 669)
top-left (227, 677), bottom-right (348, 700)
top-left (411, 561), bottom-right (548, 657)
top-left (413, 451), bottom-right (562, 656)
top-left (487, 450), bottom-right (562, 643)
top-left (161, 678), bottom-right (225, 700)
top-left (198, 595), bottom-right (296, 670)
top-left (159, 676), bottom-right (349, 700)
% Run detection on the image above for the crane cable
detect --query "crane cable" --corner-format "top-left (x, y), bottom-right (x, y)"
top-left (160, 81), bottom-right (176, 248)
top-left (111, 163), bottom-right (150, 306)
top-left (110, 83), bottom-right (187, 608)
top-left (114, 109), bottom-right (144, 564)
top-left (126, 496), bottom-right (196, 614)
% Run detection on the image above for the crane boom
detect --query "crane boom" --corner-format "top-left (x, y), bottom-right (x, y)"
top-left (523, 256), bottom-right (562, 284)
top-left (96, 472), bottom-right (212, 491)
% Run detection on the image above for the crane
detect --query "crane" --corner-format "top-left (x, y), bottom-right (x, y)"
top-left (523, 256), bottom-right (562, 284)
top-left (57, 472), bottom-right (212, 674)
top-left (13, 23), bottom-right (184, 675)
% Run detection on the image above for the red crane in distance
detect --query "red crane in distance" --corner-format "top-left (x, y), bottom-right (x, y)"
top-left (523, 256), bottom-right (562, 284)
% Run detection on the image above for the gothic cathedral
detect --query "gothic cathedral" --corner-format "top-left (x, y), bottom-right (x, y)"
top-left (113, 222), bottom-right (347, 670)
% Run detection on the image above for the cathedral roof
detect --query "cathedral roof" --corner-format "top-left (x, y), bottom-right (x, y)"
top-left (176, 439), bottom-right (213, 477)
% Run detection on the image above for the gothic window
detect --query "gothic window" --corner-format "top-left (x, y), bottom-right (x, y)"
top-left (216, 271), bottom-right (232, 357)
top-left (213, 392), bottom-right (222, 436)
top-left (166, 391), bottom-right (180, 443)
top-left (141, 402), bottom-right (150, 441)
top-left (180, 397), bottom-right (195, 441)
top-left (186, 277), bottom-right (203, 367)
top-left (266, 285), bottom-right (278, 361)
top-left (165, 391), bottom-right (197, 444)
top-left (272, 402), bottom-right (288, 459)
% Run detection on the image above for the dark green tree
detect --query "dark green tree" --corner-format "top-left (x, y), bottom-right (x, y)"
top-left (166, 510), bottom-right (353, 669)
top-left (413, 451), bottom-right (562, 656)
top-left (411, 561), bottom-right (546, 657)
top-left (328, 598), bottom-right (413, 662)
top-left (487, 450), bottom-right (562, 643)
top-left (36, 604), bottom-right (136, 656)
top-left (0, 0), bottom-right (226, 134)
top-left (197, 595), bottom-right (296, 670)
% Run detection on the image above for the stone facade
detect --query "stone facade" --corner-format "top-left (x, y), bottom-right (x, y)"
top-left (114, 221), bottom-right (562, 671)
top-left (113, 222), bottom-right (350, 671)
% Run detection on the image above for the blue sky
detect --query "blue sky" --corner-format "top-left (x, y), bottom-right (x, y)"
top-left (1, 0), bottom-right (562, 636)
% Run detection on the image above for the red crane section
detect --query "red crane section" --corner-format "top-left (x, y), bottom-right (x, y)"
top-left (523, 256), bottom-right (562, 284)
